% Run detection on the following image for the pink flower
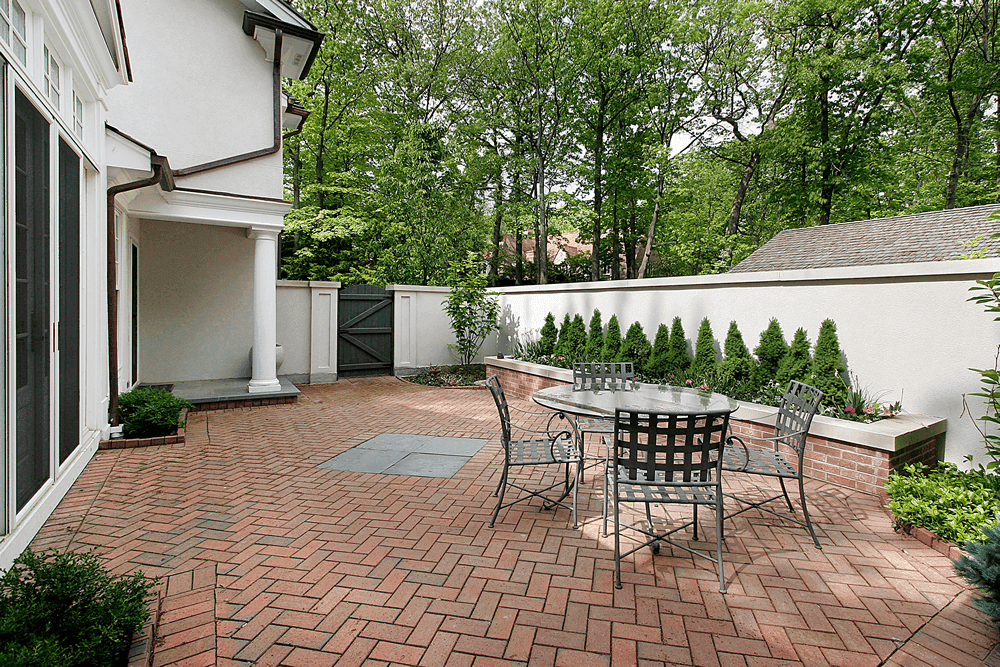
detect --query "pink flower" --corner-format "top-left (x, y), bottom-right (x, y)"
top-left (669, 374), bottom-right (675, 379)
top-left (844, 406), bottom-right (856, 414)
top-left (864, 406), bottom-right (875, 414)
top-left (883, 407), bottom-right (893, 416)
top-left (685, 379), bottom-right (693, 386)
top-left (699, 384), bottom-right (710, 391)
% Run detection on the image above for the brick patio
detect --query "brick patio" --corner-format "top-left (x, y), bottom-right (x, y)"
top-left (32, 377), bottom-right (1000, 666)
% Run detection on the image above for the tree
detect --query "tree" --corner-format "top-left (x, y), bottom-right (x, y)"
top-left (568, 314), bottom-right (589, 361)
top-left (555, 313), bottom-right (573, 357)
top-left (664, 317), bottom-right (692, 378)
top-left (621, 322), bottom-right (653, 375)
top-left (539, 312), bottom-right (558, 354)
top-left (755, 318), bottom-right (788, 381)
top-left (602, 315), bottom-right (623, 361)
top-left (811, 318), bottom-right (847, 405)
top-left (777, 328), bottom-right (813, 388)
top-left (691, 317), bottom-right (718, 377)
top-left (647, 323), bottom-right (671, 378)
top-left (444, 254), bottom-right (500, 365)
top-left (585, 310), bottom-right (605, 360)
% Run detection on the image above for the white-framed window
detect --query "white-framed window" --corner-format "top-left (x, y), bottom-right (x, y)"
top-left (11, 0), bottom-right (25, 64)
top-left (73, 91), bottom-right (83, 138)
top-left (43, 45), bottom-right (60, 108)
top-left (0, 0), bottom-right (9, 48)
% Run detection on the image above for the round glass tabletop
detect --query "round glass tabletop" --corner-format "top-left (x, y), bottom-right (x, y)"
top-left (533, 382), bottom-right (740, 418)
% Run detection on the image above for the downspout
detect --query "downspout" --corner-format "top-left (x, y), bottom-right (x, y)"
top-left (106, 155), bottom-right (169, 424)
top-left (172, 30), bottom-right (284, 178)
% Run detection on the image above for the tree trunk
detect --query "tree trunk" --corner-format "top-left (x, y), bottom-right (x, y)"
top-left (626, 197), bottom-right (636, 279)
top-left (292, 141), bottom-right (301, 209)
top-left (591, 109), bottom-right (605, 281)
top-left (996, 96), bottom-right (1000, 201)
top-left (315, 79), bottom-right (331, 209)
top-left (726, 150), bottom-right (760, 235)
top-left (611, 183), bottom-right (620, 280)
top-left (490, 166), bottom-right (503, 282)
top-left (637, 173), bottom-right (665, 279)
top-left (516, 227), bottom-right (523, 285)
top-left (537, 152), bottom-right (548, 285)
top-left (946, 93), bottom-right (985, 209)
top-left (818, 82), bottom-right (834, 225)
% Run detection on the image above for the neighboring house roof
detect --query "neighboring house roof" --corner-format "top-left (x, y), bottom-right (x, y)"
top-left (498, 231), bottom-right (591, 265)
top-left (730, 204), bottom-right (1000, 273)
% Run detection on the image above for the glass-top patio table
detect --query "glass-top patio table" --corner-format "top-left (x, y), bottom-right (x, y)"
top-left (533, 382), bottom-right (740, 419)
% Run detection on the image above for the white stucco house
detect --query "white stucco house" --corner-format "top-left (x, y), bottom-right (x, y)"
top-left (0, 0), bottom-right (322, 568)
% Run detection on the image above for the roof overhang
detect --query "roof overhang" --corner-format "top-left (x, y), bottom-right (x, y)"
top-left (125, 187), bottom-right (291, 233)
top-left (242, 11), bottom-right (323, 80)
top-left (237, 0), bottom-right (317, 31)
top-left (282, 90), bottom-right (308, 130)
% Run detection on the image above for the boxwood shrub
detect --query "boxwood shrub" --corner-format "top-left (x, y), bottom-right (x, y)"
top-left (117, 388), bottom-right (191, 439)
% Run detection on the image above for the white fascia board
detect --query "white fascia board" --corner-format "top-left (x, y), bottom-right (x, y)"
top-left (105, 128), bottom-right (153, 171)
top-left (49, 0), bottom-right (127, 94)
top-left (238, 0), bottom-right (315, 30)
top-left (127, 188), bottom-right (290, 232)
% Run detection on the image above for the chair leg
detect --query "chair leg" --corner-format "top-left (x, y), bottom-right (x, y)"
top-left (692, 504), bottom-right (699, 541)
top-left (778, 477), bottom-right (795, 513)
top-left (602, 467), bottom-right (609, 538)
top-left (798, 475), bottom-right (822, 549)
top-left (614, 487), bottom-right (622, 590)
top-left (490, 467), bottom-right (508, 528)
top-left (571, 459), bottom-right (579, 530)
top-left (645, 504), bottom-right (659, 554)
top-left (716, 497), bottom-right (727, 593)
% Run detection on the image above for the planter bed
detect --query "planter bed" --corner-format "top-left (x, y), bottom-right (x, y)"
top-left (486, 356), bottom-right (946, 496)
top-left (98, 409), bottom-right (189, 450)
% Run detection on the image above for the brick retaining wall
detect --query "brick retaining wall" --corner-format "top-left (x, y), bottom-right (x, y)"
top-left (488, 358), bottom-right (943, 496)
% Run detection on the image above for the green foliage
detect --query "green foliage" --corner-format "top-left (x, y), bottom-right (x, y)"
top-left (555, 314), bottom-right (572, 358)
top-left (620, 322), bottom-right (652, 376)
top-left (691, 318), bottom-right (718, 377)
top-left (117, 388), bottom-right (191, 439)
top-left (444, 254), bottom-right (500, 365)
top-left (776, 328), bottom-right (813, 388)
top-left (0, 549), bottom-right (155, 666)
top-left (539, 313), bottom-right (558, 356)
top-left (954, 521), bottom-right (1000, 627)
top-left (664, 317), bottom-right (692, 379)
top-left (968, 270), bottom-right (1000, 471)
top-left (602, 315), bottom-right (623, 362)
top-left (646, 323), bottom-right (671, 379)
top-left (723, 321), bottom-right (752, 361)
top-left (885, 463), bottom-right (1000, 547)
top-left (567, 315), bottom-right (588, 362)
top-left (584, 310), bottom-right (604, 361)
top-left (811, 319), bottom-right (848, 406)
top-left (755, 319), bottom-right (788, 381)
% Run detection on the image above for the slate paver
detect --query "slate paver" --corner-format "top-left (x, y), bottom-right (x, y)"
top-left (29, 377), bottom-right (999, 667)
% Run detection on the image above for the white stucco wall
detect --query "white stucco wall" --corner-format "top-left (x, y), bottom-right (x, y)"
top-left (138, 219), bottom-right (254, 382)
top-left (484, 260), bottom-right (1000, 467)
top-left (105, 0), bottom-right (282, 198)
top-left (276, 282), bottom-right (312, 379)
top-left (390, 286), bottom-right (470, 371)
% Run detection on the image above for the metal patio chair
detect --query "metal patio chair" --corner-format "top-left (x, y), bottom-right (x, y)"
top-left (722, 380), bottom-right (824, 548)
top-left (573, 362), bottom-right (635, 480)
top-left (486, 375), bottom-right (581, 529)
top-left (603, 408), bottom-right (731, 592)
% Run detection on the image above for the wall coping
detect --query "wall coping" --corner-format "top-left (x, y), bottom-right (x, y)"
top-left (484, 258), bottom-right (1000, 295)
top-left (485, 356), bottom-right (946, 454)
top-left (276, 280), bottom-right (341, 288)
top-left (386, 285), bottom-right (451, 293)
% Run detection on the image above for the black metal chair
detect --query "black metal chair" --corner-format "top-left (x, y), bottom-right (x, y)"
top-left (573, 362), bottom-right (635, 480)
top-left (603, 408), bottom-right (731, 592)
top-left (486, 375), bottom-right (581, 529)
top-left (722, 380), bottom-right (824, 548)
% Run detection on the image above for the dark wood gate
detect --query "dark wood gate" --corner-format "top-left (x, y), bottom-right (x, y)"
top-left (338, 284), bottom-right (393, 377)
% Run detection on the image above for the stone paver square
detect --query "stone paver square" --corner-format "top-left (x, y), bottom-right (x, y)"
top-left (417, 436), bottom-right (487, 456)
top-left (356, 432), bottom-right (434, 451)
top-left (317, 447), bottom-right (405, 473)
top-left (382, 452), bottom-right (470, 477)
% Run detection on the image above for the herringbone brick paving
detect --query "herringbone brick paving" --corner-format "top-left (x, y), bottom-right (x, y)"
top-left (32, 377), bottom-right (999, 666)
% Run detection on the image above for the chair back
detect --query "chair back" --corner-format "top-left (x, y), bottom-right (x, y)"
top-left (613, 409), bottom-right (730, 485)
top-left (573, 362), bottom-right (635, 391)
top-left (486, 375), bottom-right (512, 450)
top-left (774, 381), bottom-right (824, 456)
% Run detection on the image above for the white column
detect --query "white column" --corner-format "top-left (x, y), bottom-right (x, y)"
top-left (247, 227), bottom-right (281, 393)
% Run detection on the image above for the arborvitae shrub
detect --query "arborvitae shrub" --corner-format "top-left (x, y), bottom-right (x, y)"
top-left (724, 321), bottom-right (752, 361)
top-left (539, 313), bottom-right (558, 355)
top-left (665, 317), bottom-right (692, 379)
top-left (555, 314), bottom-right (572, 358)
top-left (647, 323), bottom-right (671, 379)
top-left (755, 318), bottom-right (787, 382)
top-left (811, 318), bottom-right (847, 405)
top-left (776, 328), bottom-right (812, 388)
top-left (954, 521), bottom-right (1000, 627)
top-left (602, 315), bottom-right (623, 362)
top-left (567, 314), bottom-right (588, 362)
top-left (691, 318), bottom-right (718, 377)
top-left (621, 322), bottom-right (652, 376)
top-left (584, 310), bottom-right (604, 361)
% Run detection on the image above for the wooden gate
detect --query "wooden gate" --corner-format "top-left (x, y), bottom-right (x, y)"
top-left (338, 284), bottom-right (393, 377)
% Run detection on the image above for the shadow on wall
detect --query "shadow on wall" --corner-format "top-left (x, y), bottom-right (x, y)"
top-left (497, 305), bottom-right (522, 356)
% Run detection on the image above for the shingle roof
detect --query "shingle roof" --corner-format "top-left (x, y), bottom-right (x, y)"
top-left (730, 204), bottom-right (1000, 273)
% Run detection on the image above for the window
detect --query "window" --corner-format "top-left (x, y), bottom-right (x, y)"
top-left (0, 0), bottom-right (9, 48)
top-left (43, 45), bottom-right (60, 109)
top-left (11, 0), bottom-right (24, 64)
top-left (73, 92), bottom-right (83, 138)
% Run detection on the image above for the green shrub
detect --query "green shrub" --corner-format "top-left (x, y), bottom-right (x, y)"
top-left (885, 462), bottom-right (1000, 546)
top-left (584, 310), bottom-right (604, 361)
top-left (445, 254), bottom-right (500, 365)
top-left (954, 521), bottom-right (1000, 627)
top-left (567, 315), bottom-right (588, 362)
top-left (691, 318), bottom-right (718, 377)
top-left (646, 323), bottom-right (671, 379)
top-left (539, 313), bottom-right (558, 355)
top-left (755, 319), bottom-right (787, 382)
top-left (967, 272), bottom-right (1000, 471)
top-left (723, 321), bottom-right (752, 361)
top-left (776, 328), bottom-right (812, 388)
top-left (602, 315), bottom-right (623, 362)
top-left (811, 319), bottom-right (848, 406)
top-left (554, 314), bottom-right (572, 358)
top-left (664, 317), bottom-right (692, 379)
top-left (0, 549), bottom-right (156, 666)
top-left (621, 322), bottom-right (652, 376)
top-left (117, 388), bottom-right (191, 439)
